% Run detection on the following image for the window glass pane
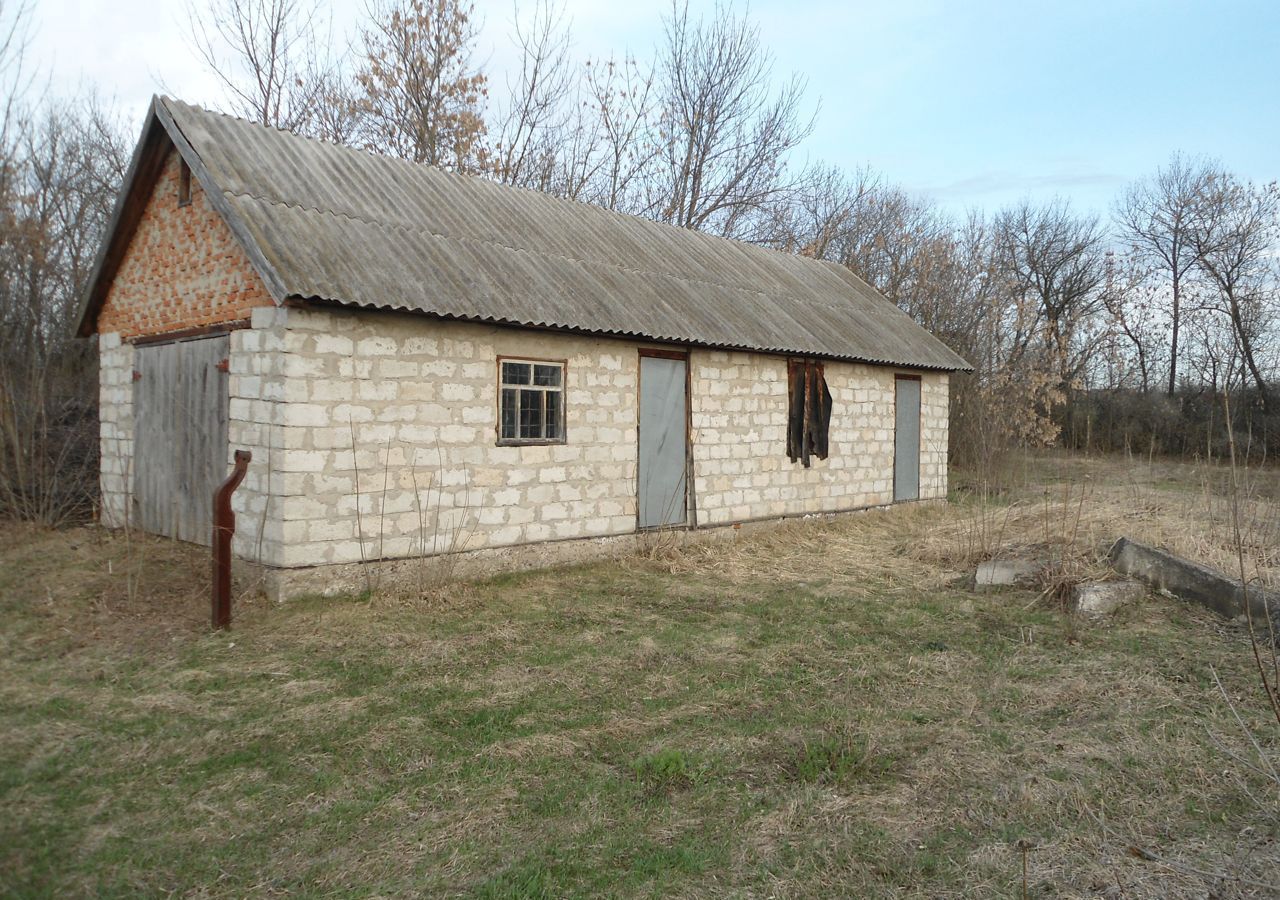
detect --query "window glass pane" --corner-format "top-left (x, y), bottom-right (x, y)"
top-left (544, 390), bottom-right (561, 439)
top-left (533, 363), bottom-right (562, 387)
top-left (500, 388), bottom-right (517, 440)
top-left (519, 389), bottom-right (543, 439)
top-left (502, 361), bottom-right (531, 385)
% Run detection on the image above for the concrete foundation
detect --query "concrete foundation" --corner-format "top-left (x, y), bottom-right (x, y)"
top-left (1109, 537), bottom-right (1279, 621)
top-left (235, 499), bottom-right (943, 601)
top-left (974, 559), bottom-right (1041, 591)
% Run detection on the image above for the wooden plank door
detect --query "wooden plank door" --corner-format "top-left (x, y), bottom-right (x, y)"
top-left (637, 352), bottom-right (688, 529)
top-left (893, 375), bottom-right (921, 502)
top-left (133, 335), bottom-right (230, 544)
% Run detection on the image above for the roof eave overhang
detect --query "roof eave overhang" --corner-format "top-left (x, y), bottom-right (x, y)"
top-left (286, 295), bottom-right (975, 373)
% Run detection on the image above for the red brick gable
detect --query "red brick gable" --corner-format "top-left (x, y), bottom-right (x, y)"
top-left (97, 145), bottom-right (275, 339)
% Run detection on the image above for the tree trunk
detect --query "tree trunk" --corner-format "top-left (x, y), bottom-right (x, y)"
top-left (1231, 298), bottom-right (1272, 413)
top-left (1167, 274), bottom-right (1180, 395)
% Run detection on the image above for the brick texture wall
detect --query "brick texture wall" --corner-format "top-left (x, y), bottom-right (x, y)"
top-left (690, 353), bottom-right (950, 525)
top-left (229, 307), bottom-right (951, 568)
top-left (96, 147), bottom-right (275, 339)
top-left (920, 374), bottom-right (950, 499)
top-left (231, 308), bottom-right (642, 567)
top-left (98, 334), bottom-right (135, 527)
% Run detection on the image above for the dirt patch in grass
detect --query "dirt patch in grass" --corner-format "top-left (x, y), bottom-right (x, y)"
top-left (2, 453), bottom-right (1279, 897)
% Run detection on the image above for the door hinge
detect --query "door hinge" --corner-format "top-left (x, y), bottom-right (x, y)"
top-left (215, 358), bottom-right (230, 373)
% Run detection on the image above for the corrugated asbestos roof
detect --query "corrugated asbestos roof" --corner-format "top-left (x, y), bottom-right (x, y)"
top-left (85, 96), bottom-right (971, 371)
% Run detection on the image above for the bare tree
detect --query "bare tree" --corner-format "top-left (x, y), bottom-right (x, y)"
top-left (308, 66), bottom-right (363, 144)
top-left (647, 0), bottom-right (813, 239)
top-left (1188, 173), bottom-right (1279, 411)
top-left (0, 98), bottom-right (130, 523)
top-left (573, 54), bottom-right (658, 211)
top-left (1098, 249), bottom-right (1168, 394)
top-left (0, 1), bottom-right (31, 143)
top-left (352, 0), bottom-right (488, 171)
top-left (761, 162), bottom-right (876, 260)
top-left (1115, 152), bottom-right (1214, 395)
top-left (995, 199), bottom-right (1108, 388)
top-left (1185, 302), bottom-right (1241, 398)
top-left (186, 0), bottom-right (334, 133)
top-left (834, 183), bottom-right (952, 315)
top-left (488, 0), bottom-right (573, 192)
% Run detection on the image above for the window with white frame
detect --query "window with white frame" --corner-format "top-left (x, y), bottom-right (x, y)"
top-left (498, 358), bottom-right (565, 444)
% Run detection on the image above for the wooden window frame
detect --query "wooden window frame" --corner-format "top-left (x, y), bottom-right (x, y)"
top-left (495, 355), bottom-right (568, 446)
top-left (178, 159), bottom-right (193, 207)
top-left (637, 347), bottom-right (688, 361)
top-left (786, 357), bottom-right (832, 467)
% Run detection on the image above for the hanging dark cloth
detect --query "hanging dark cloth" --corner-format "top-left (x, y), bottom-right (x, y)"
top-left (787, 359), bottom-right (832, 467)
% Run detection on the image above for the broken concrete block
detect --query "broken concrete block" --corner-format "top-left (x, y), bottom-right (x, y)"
top-left (1071, 580), bottom-right (1146, 617)
top-left (1109, 537), bottom-right (1280, 621)
top-left (974, 559), bottom-right (1040, 591)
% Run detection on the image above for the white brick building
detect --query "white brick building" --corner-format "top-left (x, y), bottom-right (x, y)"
top-left (79, 98), bottom-right (969, 595)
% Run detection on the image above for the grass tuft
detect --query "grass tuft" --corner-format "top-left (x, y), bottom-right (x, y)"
top-left (631, 748), bottom-right (700, 793)
top-left (792, 726), bottom-right (894, 786)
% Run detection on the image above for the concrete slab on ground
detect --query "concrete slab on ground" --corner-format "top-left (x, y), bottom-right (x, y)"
top-left (974, 559), bottom-right (1040, 591)
top-left (1071, 579), bottom-right (1147, 617)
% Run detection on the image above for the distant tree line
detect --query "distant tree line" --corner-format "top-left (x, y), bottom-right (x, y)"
top-left (1, 0), bottom-right (1276, 523)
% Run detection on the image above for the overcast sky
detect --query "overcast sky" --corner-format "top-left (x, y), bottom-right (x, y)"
top-left (25, 0), bottom-right (1280, 218)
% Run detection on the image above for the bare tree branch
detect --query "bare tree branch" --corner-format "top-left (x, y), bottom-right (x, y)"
top-left (647, 0), bottom-right (814, 239)
top-left (185, 0), bottom-right (335, 134)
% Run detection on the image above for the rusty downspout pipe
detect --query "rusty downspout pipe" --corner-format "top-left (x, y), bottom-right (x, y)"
top-left (212, 450), bottom-right (252, 630)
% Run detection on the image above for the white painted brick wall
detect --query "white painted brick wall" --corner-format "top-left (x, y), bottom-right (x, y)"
top-left (920, 373), bottom-right (951, 499)
top-left (262, 308), bottom-right (641, 567)
top-left (256, 307), bottom-right (952, 568)
top-left (690, 352), bottom-right (949, 524)
top-left (99, 305), bottom-right (952, 569)
top-left (98, 333), bottom-right (135, 528)
top-left (228, 315), bottom-right (288, 565)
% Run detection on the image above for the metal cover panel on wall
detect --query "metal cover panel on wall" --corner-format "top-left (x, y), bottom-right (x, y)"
top-left (638, 355), bottom-right (688, 528)
top-left (894, 377), bottom-right (921, 502)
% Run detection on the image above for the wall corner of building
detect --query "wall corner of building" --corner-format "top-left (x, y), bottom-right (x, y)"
top-left (98, 335), bottom-right (135, 528)
top-left (229, 315), bottom-right (288, 567)
top-left (250, 305), bottom-right (290, 330)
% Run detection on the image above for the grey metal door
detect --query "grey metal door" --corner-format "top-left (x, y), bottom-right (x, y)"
top-left (894, 376), bottom-right (921, 502)
top-left (637, 354), bottom-right (688, 528)
top-left (133, 335), bottom-right (230, 544)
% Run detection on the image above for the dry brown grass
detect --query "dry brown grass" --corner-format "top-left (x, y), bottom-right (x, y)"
top-left (958, 451), bottom-right (1280, 584)
top-left (652, 452), bottom-right (1280, 599)
top-left (2, 451), bottom-right (1279, 897)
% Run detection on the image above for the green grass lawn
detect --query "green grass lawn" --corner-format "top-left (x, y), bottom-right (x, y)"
top-left (2, 455), bottom-right (1278, 897)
